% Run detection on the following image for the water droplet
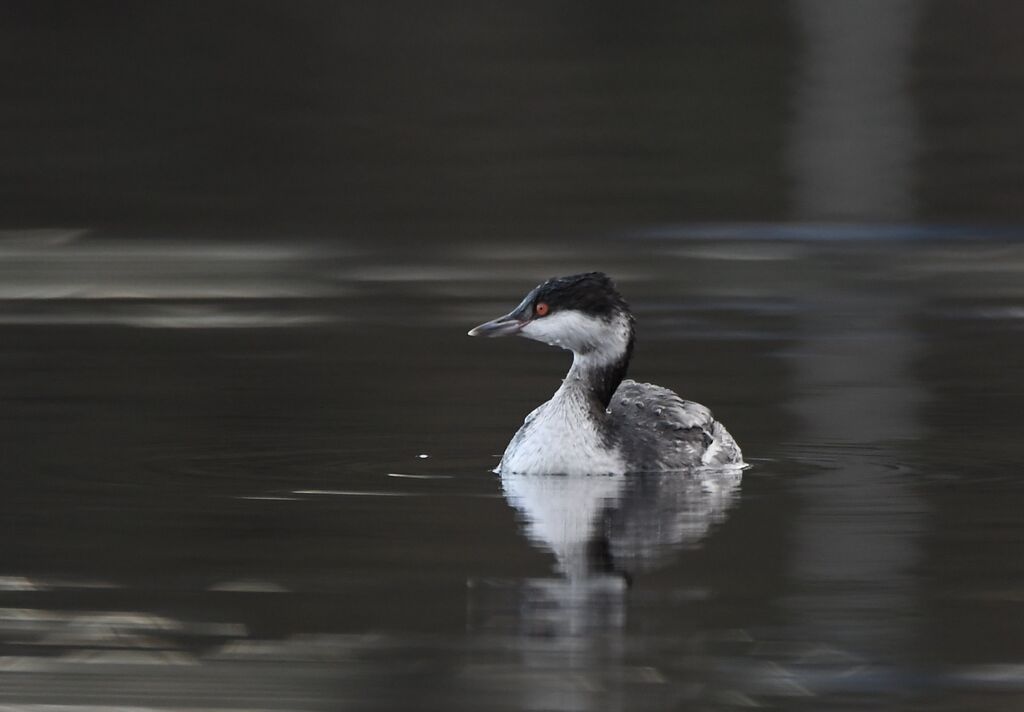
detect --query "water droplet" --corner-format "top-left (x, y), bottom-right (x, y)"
top-left (417, 454), bottom-right (429, 459)
top-left (653, 407), bottom-right (663, 416)
top-left (635, 401), bottom-right (645, 409)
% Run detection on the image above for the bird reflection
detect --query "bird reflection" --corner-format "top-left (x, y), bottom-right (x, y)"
top-left (484, 468), bottom-right (742, 634)
top-left (463, 470), bottom-right (742, 709)
top-left (501, 468), bottom-right (742, 582)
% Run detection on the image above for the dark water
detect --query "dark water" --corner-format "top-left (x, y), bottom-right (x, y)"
top-left (3, 1), bottom-right (1024, 710)
top-left (1, 231), bottom-right (1023, 710)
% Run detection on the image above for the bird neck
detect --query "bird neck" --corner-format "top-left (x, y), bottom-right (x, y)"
top-left (561, 329), bottom-right (634, 411)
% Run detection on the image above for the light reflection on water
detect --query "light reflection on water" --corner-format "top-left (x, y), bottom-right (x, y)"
top-left (4, 224), bottom-right (1024, 329)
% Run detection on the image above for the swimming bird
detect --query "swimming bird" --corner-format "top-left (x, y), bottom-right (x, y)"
top-left (468, 272), bottom-right (743, 474)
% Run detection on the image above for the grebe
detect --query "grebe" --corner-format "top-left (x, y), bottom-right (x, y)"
top-left (468, 272), bottom-right (743, 474)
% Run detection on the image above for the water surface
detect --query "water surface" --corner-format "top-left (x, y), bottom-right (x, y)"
top-left (1, 229), bottom-right (1022, 710)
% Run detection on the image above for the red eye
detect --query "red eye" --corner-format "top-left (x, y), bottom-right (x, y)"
top-left (534, 302), bottom-right (550, 317)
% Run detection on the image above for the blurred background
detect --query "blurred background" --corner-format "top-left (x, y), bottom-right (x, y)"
top-left (3, 0), bottom-right (1024, 236)
top-left (1, 1), bottom-right (1023, 710)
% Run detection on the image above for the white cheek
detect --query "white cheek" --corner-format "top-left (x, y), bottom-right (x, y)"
top-left (520, 311), bottom-right (600, 351)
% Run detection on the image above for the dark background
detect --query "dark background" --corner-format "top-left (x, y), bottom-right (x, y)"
top-left (2, 1), bottom-right (1023, 241)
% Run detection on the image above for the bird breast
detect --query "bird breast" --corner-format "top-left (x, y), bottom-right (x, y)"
top-left (498, 393), bottom-right (626, 476)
